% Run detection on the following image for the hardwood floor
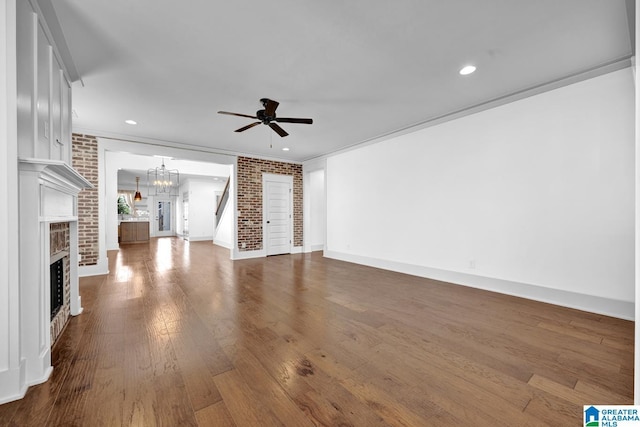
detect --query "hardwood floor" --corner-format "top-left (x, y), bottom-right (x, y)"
top-left (0, 237), bottom-right (633, 426)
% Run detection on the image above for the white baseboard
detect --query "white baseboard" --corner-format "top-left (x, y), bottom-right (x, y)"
top-left (231, 247), bottom-right (304, 259)
top-left (304, 244), bottom-right (324, 253)
top-left (232, 249), bottom-right (266, 260)
top-left (0, 361), bottom-right (26, 405)
top-left (323, 250), bottom-right (634, 320)
top-left (78, 257), bottom-right (109, 277)
top-left (213, 238), bottom-right (233, 249)
top-left (188, 236), bottom-right (213, 242)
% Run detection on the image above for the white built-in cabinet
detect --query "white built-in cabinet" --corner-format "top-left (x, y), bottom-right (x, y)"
top-left (17, 0), bottom-right (72, 163)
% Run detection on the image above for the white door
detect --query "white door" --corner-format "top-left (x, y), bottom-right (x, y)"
top-left (265, 178), bottom-right (291, 256)
top-left (182, 193), bottom-right (189, 240)
top-left (155, 199), bottom-right (174, 237)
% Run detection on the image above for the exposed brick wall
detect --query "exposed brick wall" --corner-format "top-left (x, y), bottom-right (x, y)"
top-left (50, 222), bottom-right (70, 345)
top-left (72, 134), bottom-right (99, 266)
top-left (237, 156), bottom-right (303, 251)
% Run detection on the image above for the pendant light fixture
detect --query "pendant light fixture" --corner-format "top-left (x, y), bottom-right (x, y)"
top-left (134, 176), bottom-right (142, 201)
top-left (147, 158), bottom-right (179, 196)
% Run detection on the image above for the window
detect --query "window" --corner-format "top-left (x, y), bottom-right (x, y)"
top-left (117, 195), bottom-right (131, 215)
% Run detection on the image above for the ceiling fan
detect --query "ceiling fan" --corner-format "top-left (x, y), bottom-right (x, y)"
top-left (218, 98), bottom-right (313, 137)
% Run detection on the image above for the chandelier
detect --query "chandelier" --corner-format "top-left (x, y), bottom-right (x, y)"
top-left (147, 159), bottom-right (179, 196)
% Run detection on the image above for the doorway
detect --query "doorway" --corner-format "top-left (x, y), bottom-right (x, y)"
top-left (263, 174), bottom-right (293, 256)
top-left (155, 199), bottom-right (174, 237)
top-left (182, 192), bottom-right (189, 240)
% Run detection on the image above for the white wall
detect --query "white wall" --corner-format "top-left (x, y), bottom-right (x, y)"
top-left (0, 0), bottom-right (23, 404)
top-left (309, 169), bottom-right (325, 251)
top-left (325, 67), bottom-right (635, 319)
top-left (184, 179), bottom-right (224, 241)
top-left (633, 0), bottom-right (639, 404)
top-left (214, 190), bottom-right (234, 249)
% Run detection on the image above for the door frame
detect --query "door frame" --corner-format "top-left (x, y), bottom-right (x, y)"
top-left (182, 191), bottom-right (189, 240)
top-left (262, 173), bottom-right (293, 255)
top-left (154, 196), bottom-right (176, 237)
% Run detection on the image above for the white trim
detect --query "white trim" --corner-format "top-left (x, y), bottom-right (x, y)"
top-left (68, 221), bottom-right (81, 315)
top-left (188, 236), bottom-right (212, 242)
top-left (232, 248), bottom-right (266, 260)
top-left (18, 157), bottom-right (93, 190)
top-left (291, 246), bottom-right (303, 254)
top-left (76, 131), bottom-right (300, 165)
top-left (0, 362), bottom-right (26, 405)
top-left (324, 250), bottom-right (634, 320)
top-left (309, 244), bottom-right (324, 252)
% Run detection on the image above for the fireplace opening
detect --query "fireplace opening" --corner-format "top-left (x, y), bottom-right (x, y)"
top-left (50, 258), bottom-right (64, 321)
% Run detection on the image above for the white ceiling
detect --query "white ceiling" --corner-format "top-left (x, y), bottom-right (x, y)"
top-left (47, 0), bottom-right (634, 163)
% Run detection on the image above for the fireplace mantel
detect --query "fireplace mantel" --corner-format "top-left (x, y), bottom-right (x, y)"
top-left (19, 158), bottom-right (92, 216)
top-left (19, 158), bottom-right (92, 187)
top-left (17, 158), bottom-right (92, 389)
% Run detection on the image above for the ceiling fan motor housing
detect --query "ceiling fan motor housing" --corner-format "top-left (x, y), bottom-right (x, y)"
top-left (256, 109), bottom-right (274, 124)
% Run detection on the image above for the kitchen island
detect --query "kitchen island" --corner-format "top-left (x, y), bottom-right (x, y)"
top-left (119, 220), bottom-right (150, 243)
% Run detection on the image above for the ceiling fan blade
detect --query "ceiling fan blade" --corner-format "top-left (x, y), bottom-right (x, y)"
top-left (235, 122), bottom-right (261, 132)
top-left (218, 111), bottom-right (258, 119)
top-left (274, 117), bottom-right (313, 125)
top-left (269, 122), bottom-right (289, 137)
top-left (261, 98), bottom-right (279, 117)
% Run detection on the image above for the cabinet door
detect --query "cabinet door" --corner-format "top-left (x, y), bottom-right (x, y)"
top-left (17, 1), bottom-right (36, 158)
top-left (36, 27), bottom-right (50, 158)
top-left (51, 57), bottom-right (62, 161)
top-left (136, 223), bottom-right (150, 241)
top-left (60, 75), bottom-right (72, 163)
top-left (120, 223), bottom-right (135, 243)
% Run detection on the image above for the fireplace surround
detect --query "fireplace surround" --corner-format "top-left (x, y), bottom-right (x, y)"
top-left (17, 158), bottom-right (92, 389)
top-left (49, 222), bottom-right (71, 344)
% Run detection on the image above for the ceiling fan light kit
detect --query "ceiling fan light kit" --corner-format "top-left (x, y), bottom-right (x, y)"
top-left (218, 98), bottom-right (313, 137)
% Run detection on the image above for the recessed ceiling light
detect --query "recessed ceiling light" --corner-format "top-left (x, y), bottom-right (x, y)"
top-left (459, 65), bottom-right (476, 76)
top-left (282, 147), bottom-right (290, 151)
top-left (125, 119), bottom-right (137, 125)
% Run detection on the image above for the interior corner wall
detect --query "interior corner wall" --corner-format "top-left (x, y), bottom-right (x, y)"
top-left (325, 67), bottom-right (635, 319)
top-left (236, 156), bottom-right (303, 252)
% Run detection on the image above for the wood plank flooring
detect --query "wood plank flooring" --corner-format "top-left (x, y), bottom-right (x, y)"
top-left (0, 237), bottom-right (633, 426)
